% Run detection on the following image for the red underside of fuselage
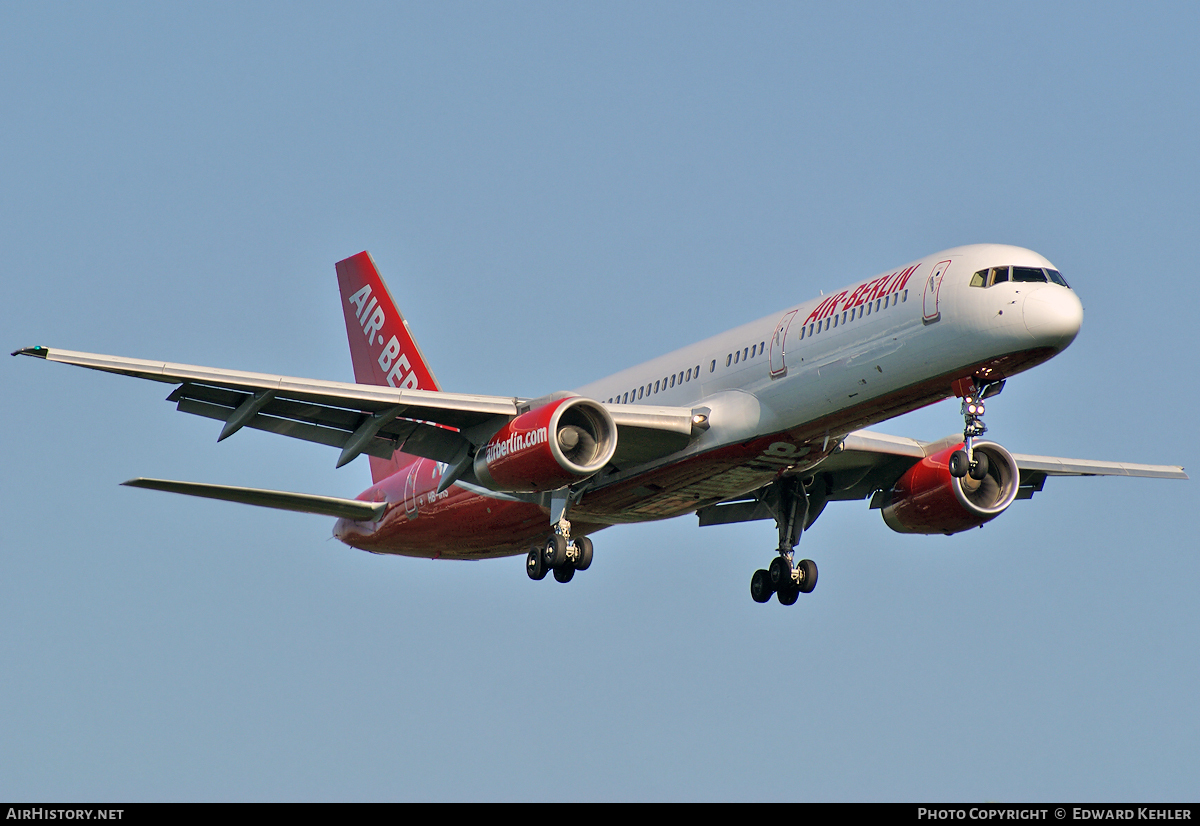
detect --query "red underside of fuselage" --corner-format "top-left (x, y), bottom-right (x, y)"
top-left (336, 347), bottom-right (1056, 560)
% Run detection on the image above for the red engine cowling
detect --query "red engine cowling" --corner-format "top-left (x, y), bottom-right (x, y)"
top-left (473, 396), bottom-right (617, 492)
top-left (881, 441), bottom-right (1020, 535)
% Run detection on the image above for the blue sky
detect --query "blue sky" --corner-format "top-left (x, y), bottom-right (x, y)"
top-left (2, 2), bottom-right (1197, 801)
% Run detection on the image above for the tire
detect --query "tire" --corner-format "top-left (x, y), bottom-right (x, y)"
top-left (553, 564), bottom-right (575, 583)
top-left (750, 569), bottom-right (774, 603)
top-left (573, 536), bottom-right (593, 571)
top-left (544, 534), bottom-right (568, 568)
top-left (776, 585), bottom-right (800, 605)
top-left (968, 452), bottom-right (990, 481)
top-left (796, 558), bottom-right (818, 594)
top-left (768, 556), bottom-right (793, 589)
top-left (526, 545), bottom-right (548, 581)
top-left (948, 450), bottom-right (969, 478)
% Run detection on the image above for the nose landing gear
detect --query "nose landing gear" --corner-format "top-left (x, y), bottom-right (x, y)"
top-left (948, 379), bottom-right (1004, 480)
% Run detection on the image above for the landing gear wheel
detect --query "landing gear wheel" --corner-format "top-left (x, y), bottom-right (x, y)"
top-left (776, 585), bottom-right (800, 606)
top-left (573, 536), bottom-right (593, 571)
top-left (796, 558), bottom-right (818, 594)
top-left (750, 569), bottom-right (774, 603)
top-left (948, 450), bottom-right (969, 478)
top-left (553, 565), bottom-right (575, 583)
top-left (768, 556), bottom-right (794, 590)
top-left (968, 452), bottom-right (990, 481)
top-left (544, 534), bottom-right (568, 568)
top-left (526, 544), bottom-right (548, 581)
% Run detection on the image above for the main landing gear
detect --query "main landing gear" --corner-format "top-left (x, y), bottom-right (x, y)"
top-left (750, 476), bottom-right (820, 606)
top-left (947, 378), bottom-right (1005, 481)
top-left (526, 531), bottom-right (593, 583)
top-left (526, 488), bottom-right (593, 584)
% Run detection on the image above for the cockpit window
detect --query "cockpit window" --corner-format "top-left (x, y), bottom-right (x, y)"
top-left (1012, 266), bottom-right (1047, 283)
top-left (972, 264), bottom-right (1070, 289)
top-left (1045, 268), bottom-right (1069, 287)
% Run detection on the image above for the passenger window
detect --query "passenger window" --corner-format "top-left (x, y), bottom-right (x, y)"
top-left (686, 368), bottom-right (692, 381)
top-left (710, 360), bottom-right (716, 373)
top-left (799, 326), bottom-right (805, 340)
top-left (1012, 266), bottom-right (1047, 283)
top-left (875, 299), bottom-right (881, 312)
top-left (884, 296), bottom-right (889, 308)
top-left (622, 392), bottom-right (628, 403)
top-left (750, 344), bottom-right (756, 358)
top-left (734, 351), bottom-right (740, 364)
top-left (990, 266), bottom-right (1009, 285)
top-left (760, 341), bottom-right (765, 353)
top-left (743, 347), bottom-right (749, 360)
top-left (726, 354), bottom-right (732, 367)
top-left (866, 302), bottom-right (871, 315)
top-left (638, 387), bottom-right (644, 400)
top-left (669, 374), bottom-right (675, 388)
top-left (694, 364), bottom-right (699, 377)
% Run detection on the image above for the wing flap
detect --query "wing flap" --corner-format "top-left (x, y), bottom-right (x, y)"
top-left (604, 403), bottom-right (699, 467)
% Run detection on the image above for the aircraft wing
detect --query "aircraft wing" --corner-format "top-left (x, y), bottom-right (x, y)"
top-left (824, 428), bottom-right (1186, 504)
top-left (12, 346), bottom-right (699, 469)
top-left (698, 427), bottom-right (1186, 527)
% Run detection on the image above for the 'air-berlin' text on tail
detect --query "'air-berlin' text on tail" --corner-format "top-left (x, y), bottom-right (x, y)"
top-left (336, 251), bottom-right (441, 482)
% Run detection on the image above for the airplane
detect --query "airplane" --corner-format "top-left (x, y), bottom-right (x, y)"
top-left (13, 244), bottom-right (1187, 605)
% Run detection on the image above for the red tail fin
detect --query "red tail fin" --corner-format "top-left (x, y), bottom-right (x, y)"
top-left (335, 251), bottom-right (441, 483)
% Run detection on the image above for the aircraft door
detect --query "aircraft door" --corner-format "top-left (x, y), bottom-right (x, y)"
top-left (403, 462), bottom-right (420, 520)
top-left (923, 260), bottom-right (952, 323)
top-left (770, 310), bottom-right (798, 379)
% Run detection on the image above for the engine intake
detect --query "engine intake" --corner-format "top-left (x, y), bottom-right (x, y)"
top-left (881, 441), bottom-right (1020, 535)
top-left (473, 396), bottom-right (617, 492)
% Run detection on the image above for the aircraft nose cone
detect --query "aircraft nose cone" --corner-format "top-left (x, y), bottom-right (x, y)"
top-left (1023, 286), bottom-right (1083, 350)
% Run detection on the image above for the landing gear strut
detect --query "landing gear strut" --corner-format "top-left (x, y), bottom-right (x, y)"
top-left (750, 476), bottom-right (820, 605)
top-left (948, 379), bottom-right (1004, 480)
top-left (526, 488), bottom-right (594, 584)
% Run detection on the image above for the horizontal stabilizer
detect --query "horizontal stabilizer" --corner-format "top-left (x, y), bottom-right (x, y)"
top-left (121, 478), bottom-right (388, 521)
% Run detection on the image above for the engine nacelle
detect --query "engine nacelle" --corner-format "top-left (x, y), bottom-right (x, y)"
top-left (473, 396), bottom-right (617, 493)
top-left (881, 441), bottom-right (1020, 535)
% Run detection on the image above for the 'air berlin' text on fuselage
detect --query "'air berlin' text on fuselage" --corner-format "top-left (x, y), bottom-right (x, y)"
top-left (803, 264), bottom-right (921, 325)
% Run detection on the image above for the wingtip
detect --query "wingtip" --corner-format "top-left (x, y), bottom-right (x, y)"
top-left (11, 346), bottom-right (48, 358)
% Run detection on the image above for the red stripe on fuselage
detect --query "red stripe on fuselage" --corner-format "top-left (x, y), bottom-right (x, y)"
top-left (337, 346), bottom-right (1056, 560)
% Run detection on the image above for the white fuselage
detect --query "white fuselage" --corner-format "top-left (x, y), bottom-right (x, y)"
top-left (577, 244), bottom-right (1081, 465)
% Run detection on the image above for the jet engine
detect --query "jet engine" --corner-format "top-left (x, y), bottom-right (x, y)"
top-left (880, 441), bottom-right (1020, 535)
top-left (473, 396), bottom-right (617, 493)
